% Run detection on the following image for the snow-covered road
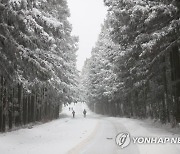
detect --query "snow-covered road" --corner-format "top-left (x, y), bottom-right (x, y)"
top-left (0, 103), bottom-right (180, 154)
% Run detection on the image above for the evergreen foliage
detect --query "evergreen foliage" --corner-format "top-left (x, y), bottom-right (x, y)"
top-left (81, 0), bottom-right (180, 126)
top-left (0, 0), bottom-right (78, 132)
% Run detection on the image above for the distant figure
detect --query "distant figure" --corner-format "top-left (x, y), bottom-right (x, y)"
top-left (69, 107), bottom-right (70, 111)
top-left (83, 109), bottom-right (87, 118)
top-left (72, 110), bottom-right (75, 118)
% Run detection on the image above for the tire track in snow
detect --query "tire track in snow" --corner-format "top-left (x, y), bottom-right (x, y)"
top-left (67, 120), bottom-right (100, 154)
top-left (104, 117), bottom-right (140, 154)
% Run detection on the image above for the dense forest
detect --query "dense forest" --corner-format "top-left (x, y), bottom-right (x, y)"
top-left (1, 0), bottom-right (180, 133)
top-left (0, 0), bottom-right (79, 132)
top-left (80, 0), bottom-right (180, 126)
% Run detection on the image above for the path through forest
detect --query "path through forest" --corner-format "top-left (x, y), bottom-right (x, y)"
top-left (0, 103), bottom-right (180, 154)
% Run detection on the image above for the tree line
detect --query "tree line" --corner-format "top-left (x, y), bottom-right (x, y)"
top-left (0, 0), bottom-right (78, 132)
top-left (80, 0), bottom-right (180, 126)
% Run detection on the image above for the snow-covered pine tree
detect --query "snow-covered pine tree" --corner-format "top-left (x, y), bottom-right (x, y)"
top-left (80, 20), bottom-right (120, 115)
top-left (0, 0), bottom-right (78, 132)
top-left (104, 0), bottom-right (180, 124)
top-left (82, 0), bottom-right (180, 125)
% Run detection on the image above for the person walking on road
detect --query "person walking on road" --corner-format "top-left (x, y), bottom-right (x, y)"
top-left (72, 110), bottom-right (75, 118)
top-left (83, 109), bottom-right (87, 118)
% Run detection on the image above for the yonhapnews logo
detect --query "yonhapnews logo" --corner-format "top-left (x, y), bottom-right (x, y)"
top-left (115, 132), bottom-right (131, 149)
top-left (115, 132), bottom-right (180, 149)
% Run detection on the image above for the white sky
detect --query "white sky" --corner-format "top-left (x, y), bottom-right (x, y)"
top-left (67, 0), bottom-right (107, 71)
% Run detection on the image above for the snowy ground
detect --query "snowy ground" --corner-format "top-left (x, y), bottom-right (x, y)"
top-left (0, 102), bottom-right (180, 154)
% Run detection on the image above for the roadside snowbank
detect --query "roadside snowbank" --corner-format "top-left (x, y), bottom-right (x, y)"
top-left (0, 103), bottom-right (98, 154)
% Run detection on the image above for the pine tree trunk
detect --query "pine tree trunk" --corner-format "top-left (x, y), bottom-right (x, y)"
top-left (28, 95), bottom-right (31, 123)
top-left (2, 79), bottom-right (7, 132)
top-left (26, 96), bottom-right (29, 124)
top-left (0, 76), bottom-right (4, 132)
top-left (162, 56), bottom-right (168, 123)
top-left (12, 87), bottom-right (16, 128)
top-left (170, 45), bottom-right (180, 123)
top-left (31, 94), bottom-right (35, 122)
top-left (8, 88), bottom-right (13, 130)
top-left (17, 83), bottom-right (23, 126)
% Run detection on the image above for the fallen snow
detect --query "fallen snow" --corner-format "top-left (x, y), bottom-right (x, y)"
top-left (110, 117), bottom-right (180, 154)
top-left (0, 103), bottom-right (98, 154)
top-left (0, 103), bottom-right (180, 154)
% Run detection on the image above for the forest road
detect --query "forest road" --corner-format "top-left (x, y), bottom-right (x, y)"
top-left (1, 103), bottom-right (179, 154)
top-left (68, 113), bottom-right (180, 154)
top-left (68, 114), bottom-right (140, 154)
